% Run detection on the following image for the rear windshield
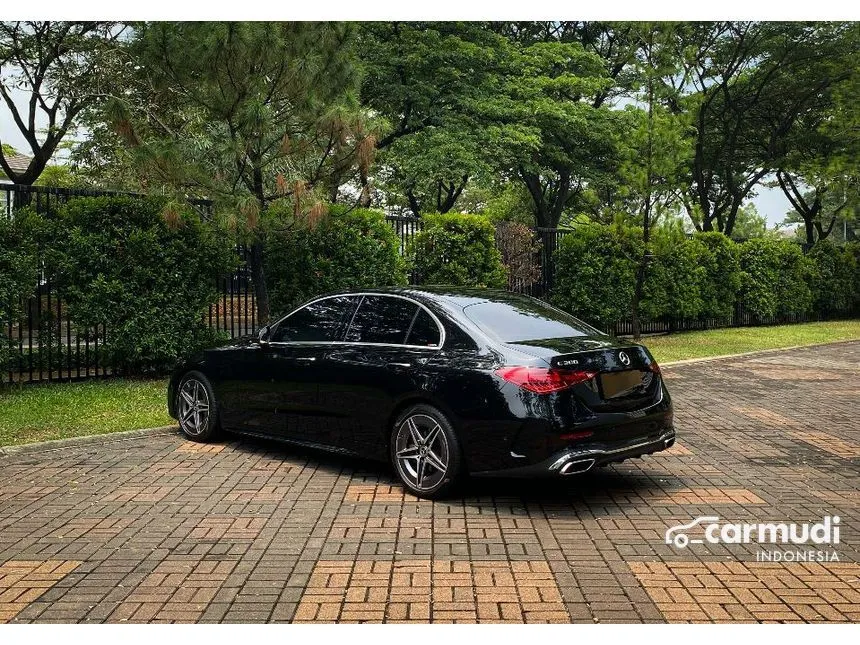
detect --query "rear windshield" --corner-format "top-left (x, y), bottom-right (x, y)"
top-left (463, 299), bottom-right (599, 342)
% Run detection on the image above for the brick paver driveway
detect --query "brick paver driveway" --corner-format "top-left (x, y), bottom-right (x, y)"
top-left (1, 342), bottom-right (858, 623)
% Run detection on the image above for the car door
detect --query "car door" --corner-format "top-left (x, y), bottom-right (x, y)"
top-left (261, 295), bottom-right (359, 445)
top-left (318, 295), bottom-right (444, 457)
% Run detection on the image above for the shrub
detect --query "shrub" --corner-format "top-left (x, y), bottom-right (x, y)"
top-left (738, 238), bottom-right (814, 321)
top-left (551, 223), bottom-right (643, 328)
top-left (265, 204), bottom-right (407, 316)
top-left (846, 241), bottom-right (860, 311)
top-left (49, 196), bottom-right (234, 374)
top-left (694, 232), bottom-right (742, 321)
top-left (0, 212), bottom-right (37, 372)
top-left (494, 221), bottom-right (541, 292)
top-left (808, 240), bottom-right (857, 316)
top-left (410, 212), bottom-right (507, 287)
top-left (641, 236), bottom-right (708, 322)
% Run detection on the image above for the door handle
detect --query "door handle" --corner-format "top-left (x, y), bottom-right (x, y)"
top-left (386, 362), bottom-right (412, 370)
top-left (295, 356), bottom-right (317, 363)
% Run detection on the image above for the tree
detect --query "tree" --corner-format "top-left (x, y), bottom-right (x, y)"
top-left (490, 24), bottom-right (630, 232)
top-left (619, 23), bottom-right (691, 339)
top-left (777, 173), bottom-right (858, 244)
top-left (774, 45), bottom-right (860, 245)
top-left (360, 22), bottom-right (637, 226)
top-left (729, 203), bottom-right (769, 240)
top-left (676, 22), bottom-right (856, 236)
top-left (115, 22), bottom-right (367, 324)
top-left (357, 22), bottom-right (531, 216)
top-left (0, 21), bottom-right (126, 184)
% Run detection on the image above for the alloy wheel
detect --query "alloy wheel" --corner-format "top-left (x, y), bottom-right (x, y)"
top-left (394, 413), bottom-right (450, 492)
top-left (178, 378), bottom-right (210, 437)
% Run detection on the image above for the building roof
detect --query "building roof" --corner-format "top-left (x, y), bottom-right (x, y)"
top-left (2, 152), bottom-right (32, 175)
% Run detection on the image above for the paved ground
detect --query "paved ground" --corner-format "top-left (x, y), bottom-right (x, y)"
top-left (1, 342), bottom-right (858, 623)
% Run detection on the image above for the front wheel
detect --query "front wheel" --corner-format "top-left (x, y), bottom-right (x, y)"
top-left (175, 370), bottom-right (220, 442)
top-left (391, 404), bottom-right (463, 499)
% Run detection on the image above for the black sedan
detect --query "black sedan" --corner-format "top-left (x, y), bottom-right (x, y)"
top-left (168, 288), bottom-right (675, 498)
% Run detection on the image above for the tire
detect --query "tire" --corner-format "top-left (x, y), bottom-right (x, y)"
top-left (390, 404), bottom-right (463, 499)
top-left (175, 370), bottom-right (220, 442)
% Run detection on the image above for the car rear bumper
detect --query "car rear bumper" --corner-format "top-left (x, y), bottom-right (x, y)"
top-left (470, 427), bottom-right (676, 477)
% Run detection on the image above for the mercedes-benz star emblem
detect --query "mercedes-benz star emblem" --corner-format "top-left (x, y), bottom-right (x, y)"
top-left (618, 351), bottom-right (631, 366)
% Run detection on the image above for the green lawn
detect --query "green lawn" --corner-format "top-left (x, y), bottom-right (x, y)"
top-left (641, 319), bottom-right (860, 364)
top-left (1, 319), bottom-right (858, 447)
top-left (0, 378), bottom-right (171, 447)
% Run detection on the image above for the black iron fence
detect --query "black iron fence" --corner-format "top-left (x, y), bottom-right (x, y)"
top-left (1, 185), bottom-right (222, 384)
top-left (610, 307), bottom-right (826, 337)
top-left (208, 243), bottom-right (257, 339)
top-left (1, 184), bottom-right (854, 384)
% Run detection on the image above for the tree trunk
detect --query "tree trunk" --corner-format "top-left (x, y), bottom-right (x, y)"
top-left (250, 165), bottom-right (271, 325)
top-left (358, 168), bottom-right (371, 207)
top-left (249, 238), bottom-right (270, 326)
top-left (723, 197), bottom-right (742, 238)
top-left (805, 217), bottom-right (816, 246)
top-left (630, 254), bottom-right (648, 341)
top-left (630, 63), bottom-right (655, 341)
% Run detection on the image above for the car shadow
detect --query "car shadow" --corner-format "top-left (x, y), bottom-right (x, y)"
top-left (218, 431), bottom-right (673, 515)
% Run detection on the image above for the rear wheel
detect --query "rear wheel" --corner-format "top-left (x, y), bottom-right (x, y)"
top-left (176, 371), bottom-right (220, 442)
top-left (391, 404), bottom-right (462, 499)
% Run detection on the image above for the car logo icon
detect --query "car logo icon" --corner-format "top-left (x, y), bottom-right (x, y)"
top-left (618, 351), bottom-right (630, 366)
top-left (665, 516), bottom-right (720, 548)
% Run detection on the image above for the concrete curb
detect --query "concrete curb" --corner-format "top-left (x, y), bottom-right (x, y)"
top-left (660, 337), bottom-right (860, 368)
top-left (0, 425), bottom-right (180, 457)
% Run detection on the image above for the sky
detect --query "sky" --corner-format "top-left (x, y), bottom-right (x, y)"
top-left (1, 86), bottom-right (794, 227)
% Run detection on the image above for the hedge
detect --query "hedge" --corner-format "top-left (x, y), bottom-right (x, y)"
top-left (264, 204), bottom-right (407, 316)
top-left (808, 240), bottom-right (857, 316)
top-left (848, 241), bottom-right (860, 310)
top-left (551, 223), bottom-right (643, 328)
top-left (641, 235), bottom-right (707, 322)
top-left (737, 238), bottom-right (815, 321)
top-left (410, 212), bottom-right (507, 288)
top-left (694, 232), bottom-right (743, 321)
top-left (45, 196), bottom-right (234, 374)
top-left (550, 223), bottom-right (857, 330)
top-left (0, 212), bottom-right (38, 372)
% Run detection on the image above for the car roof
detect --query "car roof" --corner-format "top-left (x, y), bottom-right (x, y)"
top-left (342, 286), bottom-right (537, 310)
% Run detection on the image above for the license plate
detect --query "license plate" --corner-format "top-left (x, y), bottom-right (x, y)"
top-left (600, 370), bottom-right (645, 399)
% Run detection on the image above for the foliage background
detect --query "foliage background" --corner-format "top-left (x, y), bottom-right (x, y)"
top-left (409, 213), bottom-right (507, 288)
top-left (264, 204), bottom-right (407, 317)
top-left (0, 213), bottom-right (37, 371)
top-left (45, 196), bottom-right (234, 374)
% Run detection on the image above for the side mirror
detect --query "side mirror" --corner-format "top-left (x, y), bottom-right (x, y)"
top-left (257, 325), bottom-right (271, 344)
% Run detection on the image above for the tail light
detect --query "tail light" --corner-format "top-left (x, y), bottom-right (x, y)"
top-left (495, 366), bottom-right (597, 394)
top-left (648, 361), bottom-right (661, 375)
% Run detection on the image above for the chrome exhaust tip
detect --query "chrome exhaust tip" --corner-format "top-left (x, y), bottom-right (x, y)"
top-left (560, 458), bottom-right (596, 475)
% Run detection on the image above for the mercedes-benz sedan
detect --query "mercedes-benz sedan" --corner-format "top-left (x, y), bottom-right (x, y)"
top-left (168, 288), bottom-right (675, 498)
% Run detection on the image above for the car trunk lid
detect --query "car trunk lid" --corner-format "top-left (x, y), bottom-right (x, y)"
top-left (505, 336), bottom-right (661, 411)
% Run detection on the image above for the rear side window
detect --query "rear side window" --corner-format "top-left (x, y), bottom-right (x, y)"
top-left (405, 309), bottom-right (442, 347)
top-left (345, 295), bottom-right (419, 345)
top-left (271, 296), bottom-right (356, 342)
top-left (463, 299), bottom-right (600, 342)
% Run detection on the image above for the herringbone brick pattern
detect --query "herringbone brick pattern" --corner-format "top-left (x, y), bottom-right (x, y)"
top-left (0, 341), bottom-right (857, 623)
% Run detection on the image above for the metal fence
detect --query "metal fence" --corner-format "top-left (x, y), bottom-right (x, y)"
top-left (1, 185), bottom-right (223, 384)
top-left (208, 243), bottom-right (257, 339)
top-left (1, 184), bottom-right (854, 384)
top-left (610, 307), bottom-right (825, 337)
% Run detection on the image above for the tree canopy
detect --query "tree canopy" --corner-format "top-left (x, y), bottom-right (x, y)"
top-left (4, 20), bottom-right (857, 244)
